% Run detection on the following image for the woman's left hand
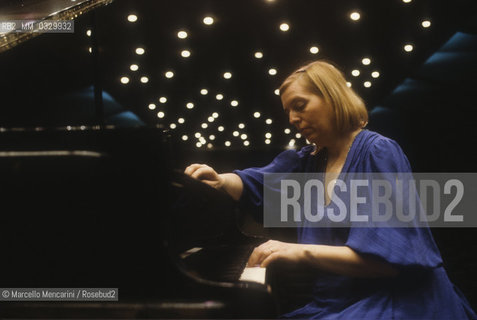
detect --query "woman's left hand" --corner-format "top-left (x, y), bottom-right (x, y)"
top-left (247, 240), bottom-right (307, 268)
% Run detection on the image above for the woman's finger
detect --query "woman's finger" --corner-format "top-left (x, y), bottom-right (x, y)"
top-left (261, 252), bottom-right (279, 268)
top-left (248, 242), bottom-right (274, 266)
top-left (190, 166), bottom-right (215, 180)
top-left (184, 163), bottom-right (203, 176)
top-left (248, 248), bottom-right (267, 267)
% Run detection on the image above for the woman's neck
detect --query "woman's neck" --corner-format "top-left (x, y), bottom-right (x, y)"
top-left (326, 129), bottom-right (362, 161)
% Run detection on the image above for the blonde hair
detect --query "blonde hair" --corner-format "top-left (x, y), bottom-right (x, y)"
top-left (279, 60), bottom-right (368, 134)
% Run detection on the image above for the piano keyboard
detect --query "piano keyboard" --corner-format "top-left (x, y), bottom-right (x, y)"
top-left (181, 243), bottom-right (267, 285)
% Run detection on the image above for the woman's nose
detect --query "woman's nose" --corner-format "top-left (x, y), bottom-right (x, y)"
top-left (289, 111), bottom-right (300, 125)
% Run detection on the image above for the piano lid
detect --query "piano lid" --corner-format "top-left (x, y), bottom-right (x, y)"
top-left (0, 0), bottom-right (113, 53)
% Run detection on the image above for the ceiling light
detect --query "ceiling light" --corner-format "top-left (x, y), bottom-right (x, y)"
top-left (165, 71), bottom-right (174, 78)
top-left (216, 94), bottom-right (224, 100)
top-left (186, 102), bottom-right (194, 109)
top-left (284, 128), bottom-right (291, 134)
top-left (404, 44), bottom-right (414, 52)
top-left (212, 112), bottom-right (219, 118)
top-left (362, 58), bottom-right (371, 65)
top-left (159, 97), bottom-right (167, 103)
top-left (120, 76), bottom-right (129, 84)
top-left (148, 103), bottom-right (156, 110)
top-left (170, 123), bottom-right (176, 129)
top-left (157, 111), bottom-right (165, 118)
top-left (203, 16), bottom-right (214, 25)
top-left (223, 72), bottom-right (232, 79)
top-left (181, 50), bottom-right (191, 58)
top-left (279, 23), bottom-right (290, 32)
top-left (231, 100), bottom-right (239, 107)
top-left (200, 89), bottom-right (208, 95)
top-left (201, 123), bottom-right (208, 129)
top-left (253, 112), bottom-right (261, 118)
top-left (218, 126), bottom-right (224, 132)
top-left (266, 119), bottom-right (272, 124)
top-left (269, 68), bottom-right (277, 76)
top-left (140, 76), bottom-right (149, 83)
top-left (177, 30), bottom-right (188, 39)
top-left (351, 69), bottom-right (360, 77)
top-left (310, 46), bottom-right (319, 54)
top-left (244, 141), bottom-right (250, 146)
top-left (178, 118), bottom-right (185, 124)
top-left (127, 14), bottom-right (137, 22)
top-left (238, 123), bottom-right (245, 129)
top-left (371, 71), bottom-right (380, 78)
top-left (254, 51), bottom-right (263, 59)
top-left (182, 135), bottom-right (188, 141)
top-left (364, 81), bottom-right (372, 88)
top-left (135, 47), bottom-right (145, 55)
top-left (265, 133), bottom-right (272, 138)
top-left (233, 131), bottom-right (239, 137)
top-left (225, 141), bottom-right (231, 147)
top-left (130, 64), bottom-right (139, 71)
top-left (274, 89), bottom-right (280, 96)
top-left (350, 12), bottom-right (361, 21)
top-left (422, 20), bottom-right (431, 28)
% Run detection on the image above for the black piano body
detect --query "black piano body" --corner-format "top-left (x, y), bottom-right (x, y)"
top-left (0, 127), bottom-right (278, 318)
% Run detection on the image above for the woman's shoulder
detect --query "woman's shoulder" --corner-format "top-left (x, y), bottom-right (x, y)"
top-left (357, 130), bottom-right (410, 171)
top-left (359, 130), bottom-right (404, 154)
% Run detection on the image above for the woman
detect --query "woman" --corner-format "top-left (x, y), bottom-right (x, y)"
top-left (185, 60), bottom-right (476, 319)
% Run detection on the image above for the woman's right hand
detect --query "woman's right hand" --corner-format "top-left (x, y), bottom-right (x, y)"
top-left (184, 164), bottom-right (224, 189)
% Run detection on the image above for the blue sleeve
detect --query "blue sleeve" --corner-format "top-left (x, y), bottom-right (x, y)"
top-left (234, 146), bottom-right (314, 219)
top-left (345, 137), bottom-right (443, 269)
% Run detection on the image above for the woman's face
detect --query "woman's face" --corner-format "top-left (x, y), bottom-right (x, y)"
top-left (281, 79), bottom-right (337, 147)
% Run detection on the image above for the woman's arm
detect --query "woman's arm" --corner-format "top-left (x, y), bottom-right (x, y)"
top-left (184, 164), bottom-right (244, 201)
top-left (249, 240), bottom-right (399, 278)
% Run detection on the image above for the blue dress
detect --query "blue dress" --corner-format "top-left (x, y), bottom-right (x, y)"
top-left (235, 130), bottom-right (476, 319)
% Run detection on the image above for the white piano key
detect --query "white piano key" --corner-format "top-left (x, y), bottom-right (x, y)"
top-left (239, 266), bottom-right (266, 284)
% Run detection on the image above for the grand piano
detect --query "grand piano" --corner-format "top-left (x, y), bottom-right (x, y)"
top-left (0, 128), bottom-right (282, 318)
top-left (0, 0), bottom-right (290, 318)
